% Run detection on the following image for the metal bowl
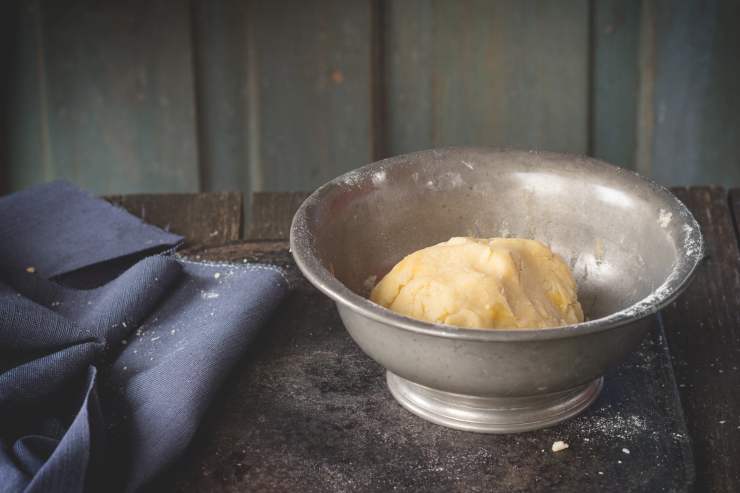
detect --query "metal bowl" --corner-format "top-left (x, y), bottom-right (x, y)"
top-left (290, 148), bottom-right (704, 433)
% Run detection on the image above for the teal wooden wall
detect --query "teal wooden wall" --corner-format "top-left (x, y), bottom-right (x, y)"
top-left (3, 0), bottom-right (739, 217)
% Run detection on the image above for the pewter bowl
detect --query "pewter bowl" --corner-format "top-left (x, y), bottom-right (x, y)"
top-left (290, 148), bottom-right (704, 433)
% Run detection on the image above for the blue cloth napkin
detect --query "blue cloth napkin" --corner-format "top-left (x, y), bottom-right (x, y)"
top-left (0, 182), bottom-right (290, 492)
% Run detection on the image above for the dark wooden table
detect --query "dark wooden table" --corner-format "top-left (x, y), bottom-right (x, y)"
top-left (114, 188), bottom-right (740, 492)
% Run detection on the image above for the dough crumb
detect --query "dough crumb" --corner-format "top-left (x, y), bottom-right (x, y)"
top-left (622, 447), bottom-right (630, 454)
top-left (25, 266), bottom-right (35, 273)
top-left (551, 440), bottom-right (569, 452)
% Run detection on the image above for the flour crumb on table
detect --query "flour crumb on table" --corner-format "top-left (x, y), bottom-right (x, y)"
top-left (551, 440), bottom-right (569, 452)
top-left (622, 448), bottom-right (630, 454)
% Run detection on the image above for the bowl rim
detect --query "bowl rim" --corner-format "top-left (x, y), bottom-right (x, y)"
top-left (289, 147), bottom-right (706, 342)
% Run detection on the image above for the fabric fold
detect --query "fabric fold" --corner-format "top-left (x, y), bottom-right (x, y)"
top-left (0, 181), bottom-right (290, 492)
top-left (0, 181), bottom-right (183, 279)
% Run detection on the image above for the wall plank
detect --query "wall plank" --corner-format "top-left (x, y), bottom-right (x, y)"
top-left (251, 0), bottom-right (375, 191)
top-left (5, 0), bottom-right (740, 204)
top-left (190, 0), bottom-right (375, 206)
top-left (386, 0), bottom-right (590, 156)
top-left (651, 0), bottom-right (740, 186)
top-left (591, 0), bottom-right (641, 169)
top-left (191, 0), bottom-right (250, 195)
top-left (634, 0), bottom-right (656, 177)
top-left (190, 0), bottom-right (253, 222)
top-left (36, 0), bottom-right (200, 193)
top-left (5, 1), bottom-right (50, 191)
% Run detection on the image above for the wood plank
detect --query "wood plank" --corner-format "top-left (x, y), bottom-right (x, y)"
top-left (731, 188), bottom-right (740, 244)
top-left (181, 240), bottom-right (290, 265)
top-left (105, 192), bottom-right (242, 246)
top-left (246, 191), bottom-right (310, 240)
top-left (178, 240), bottom-right (302, 286)
top-left (634, 0), bottom-right (656, 177)
top-left (591, 0), bottom-right (641, 169)
top-left (190, 0), bottom-right (253, 221)
top-left (37, 0), bottom-right (200, 194)
top-left (370, 0), bottom-right (387, 161)
top-left (189, 0), bottom-right (375, 222)
top-left (386, 0), bottom-right (590, 155)
top-left (661, 187), bottom-right (740, 492)
top-left (0, 1), bottom-right (19, 194)
top-left (650, 1), bottom-right (740, 186)
top-left (247, 189), bottom-right (740, 490)
top-left (168, 240), bottom-right (693, 492)
top-left (3, 0), bottom-right (52, 192)
top-left (251, 0), bottom-right (375, 192)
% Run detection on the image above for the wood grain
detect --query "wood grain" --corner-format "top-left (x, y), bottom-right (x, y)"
top-left (247, 188), bottom-right (740, 490)
top-left (250, 0), bottom-right (375, 192)
top-left (246, 191), bottom-right (309, 240)
top-left (590, 0), bottom-right (640, 169)
top-left (178, 240), bottom-right (302, 286)
top-left (650, 0), bottom-right (740, 186)
top-left (105, 192), bottom-right (242, 246)
top-left (385, 0), bottom-right (590, 155)
top-left (661, 187), bottom-right (740, 492)
top-left (731, 188), bottom-right (740, 245)
top-left (0, 1), bottom-right (20, 194)
top-left (6, 0), bottom-right (740, 198)
top-left (634, 0), bottom-right (656, 177)
top-left (3, 0), bottom-right (51, 191)
top-left (190, 0), bottom-right (253, 220)
top-left (168, 239), bottom-right (693, 492)
top-left (37, 0), bottom-right (200, 194)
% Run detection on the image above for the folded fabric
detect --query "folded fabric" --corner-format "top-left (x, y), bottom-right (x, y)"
top-left (0, 181), bottom-right (183, 279)
top-left (0, 182), bottom-right (290, 492)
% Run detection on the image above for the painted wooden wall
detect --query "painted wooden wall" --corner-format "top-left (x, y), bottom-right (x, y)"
top-left (2, 0), bottom-right (739, 220)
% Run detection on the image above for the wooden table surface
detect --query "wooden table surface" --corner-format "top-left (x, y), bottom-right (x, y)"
top-left (119, 188), bottom-right (740, 492)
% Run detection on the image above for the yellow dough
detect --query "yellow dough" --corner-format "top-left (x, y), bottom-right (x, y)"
top-left (370, 237), bottom-right (584, 329)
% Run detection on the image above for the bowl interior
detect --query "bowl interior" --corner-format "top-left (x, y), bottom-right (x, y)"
top-left (296, 148), bottom-right (701, 323)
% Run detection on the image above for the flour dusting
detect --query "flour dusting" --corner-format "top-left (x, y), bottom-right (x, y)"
top-left (425, 172), bottom-right (465, 191)
top-left (571, 411), bottom-right (648, 440)
top-left (371, 170), bottom-right (387, 186)
top-left (658, 209), bottom-right (672, 228)
top-left (363, 275), bottom-right (378, 295)
top-left (682, 224), bottom-right (701, 258)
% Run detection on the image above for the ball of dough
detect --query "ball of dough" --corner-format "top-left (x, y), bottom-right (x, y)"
top-left (370, 237), bottom-right (584, 329)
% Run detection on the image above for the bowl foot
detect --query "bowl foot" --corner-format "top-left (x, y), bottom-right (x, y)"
top-left (386, 372), bottom-right (603, 433)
